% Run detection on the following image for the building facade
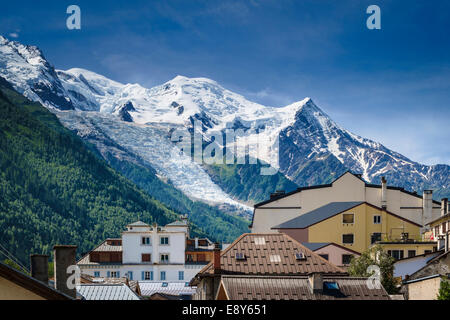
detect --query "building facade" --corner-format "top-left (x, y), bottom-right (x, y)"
top-left (77, 219), bottom-right (214, 283)
top-left (427, 198), bottom-right (450, 251)
top-left (251, 172), bottom-right (441, 233)
top-left (271, 201), bottom-right (435, 258)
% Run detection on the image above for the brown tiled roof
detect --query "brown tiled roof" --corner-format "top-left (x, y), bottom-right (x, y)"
top-left (219, 275), bottom-right (390, 300)
top-left (77, 239), bottom-right (122, 265)
top-left (193, 233), bottom-right (346, 281)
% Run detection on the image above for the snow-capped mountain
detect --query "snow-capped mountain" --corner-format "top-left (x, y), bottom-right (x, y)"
top-left (0, 35), bottom-right (448, 209)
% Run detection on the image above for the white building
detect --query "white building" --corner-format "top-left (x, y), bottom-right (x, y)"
top-left (77, 219), bottom-right (214, 283)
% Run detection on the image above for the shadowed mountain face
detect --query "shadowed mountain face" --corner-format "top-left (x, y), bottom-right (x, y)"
top-left (0, 36), bottom-right (448, 209)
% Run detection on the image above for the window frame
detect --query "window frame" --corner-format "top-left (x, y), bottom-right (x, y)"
top-left (179, 271), bottom-right (184, 281)
top-left (160, 236), bottom-right (169, 245)
top-left (141, 253), bottom-right (151, 263)
top-left (160, 271), bottom-right (166, 281)
top-left (141, 236), bottom-right (151, 246)
top-left (160, 253), bottom-right (169, 264)
top-left (342, 213), bottom-right (355, 224)
top-left (342, 233), bottom-right (354, 245)
top-left (341, 254), bottom-right (353, 265)
top-left (373, 215), bottom-right (381, 224)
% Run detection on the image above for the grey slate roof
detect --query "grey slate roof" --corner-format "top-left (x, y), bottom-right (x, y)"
top-left (301, 242), bottom-right (331, 251)
top-left (77, 284), bottom-right (141, 300)
top-left (139, 281), bottom-right (197, 297)
top-left (272, 202), bottom-right (364, 229)
top-left (127, 221), bottom-right (149, 227)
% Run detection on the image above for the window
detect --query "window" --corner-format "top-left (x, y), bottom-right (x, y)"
top-left (160, 271), bottom-right (166, 280)
top-left (342, 254), bottom-right (353, 265)
top-left (388, 250), bottom-right (404, 260)
top-left (342, 213), bottom-right (354, 224)
top-left (186, 254), bottom-right (194, 262)
top-left (160, 254), bottom-right (169, 264)
top-left (179, 271), bottom-right (184, 280)
top-left (295, 253), bottom-right (307, 261)
top-left (443, 222), bottom-right (447, 233)
top-left (143, 271), bottom-right (153, 280)
top-left (235, 252), bottom-right (246, 260)
top-left (110, 271), bottom-right (119, 278)
top-left (160, 236), bottom-right (169, 245)
top-left (342, 234), bottom-right (354, 244)
top-left (319, 254), bottom-right (329, 261)
top-left (141, 253), bottom-right (151, 262)
top-left (128, 271), bottom-right (133, 280)
top-left (373, 215), bottom-right (381, 224)
top-left (424, 250), bottom-right (432, 254)
top-left (141, 237), bottom-right (151, 245)
top-left (94, 271), bottom-right (100, 277)
top-left (324, 282), bottom-right (339, 290)
top-left (162, 282), bottom-right (168, 287)
top-left (407, 250), bottom-right (416, 258)
top-left (371, 233), bottom-right (382, 244)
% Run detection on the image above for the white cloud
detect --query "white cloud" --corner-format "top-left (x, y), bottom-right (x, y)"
top-left (8, 32), bottom-right (19, 38)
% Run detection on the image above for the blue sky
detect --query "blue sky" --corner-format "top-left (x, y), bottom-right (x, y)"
top-left (1, 0), bottom-right (449, 165)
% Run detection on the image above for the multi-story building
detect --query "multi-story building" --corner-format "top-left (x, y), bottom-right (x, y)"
top-left (271, 201), bottom-right (437, 259)
top-left (77, 218), bottom-right (215, 283)
top-left (251, 172), bottom-right (442, 233)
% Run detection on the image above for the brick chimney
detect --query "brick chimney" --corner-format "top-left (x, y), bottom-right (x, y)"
top-left (381, 177), bottom-right (387, 209)
top-left (30, 254), bottom-right (49, 284)
top-left (308, 272), bottom-right (323, 294)
top-left (441, 198), bottom-right (448, 217)
top-left (213, 243), bottom-right (221, 274)
top-left (53, 245), bottom-right (77, 299)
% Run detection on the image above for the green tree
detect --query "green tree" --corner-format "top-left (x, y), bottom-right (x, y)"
top-left (437, 279), bottom-right (450, 300)
top-left (347, 245), bottom-right (398, 294)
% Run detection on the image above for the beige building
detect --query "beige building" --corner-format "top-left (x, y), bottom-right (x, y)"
top-left (251, 172), bottom-right (441, 233)
top-left (403, 274), bottom-right (448, 300)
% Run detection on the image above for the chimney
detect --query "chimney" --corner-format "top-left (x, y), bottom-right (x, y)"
top-left (213, 243), bottom-right (221, 274)
top-left (30, 254), bottom-right (49, 284)
top-left (195, 237), bottom-right (199, 249)
top-left (308, 273), bottom-right (323, 294)
top-left (422, 190), bottom-right (433, 225)
top-left (53, 245), bottom-right (77, 299)
top-left (441, 198), bottom-right (448, 217)
top-left (381, 177), bottom-right (387, 209)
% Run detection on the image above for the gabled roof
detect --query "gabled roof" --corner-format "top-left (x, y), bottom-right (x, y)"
top-left (166, 220), bottom-right (188, 227)
top-left (191, 233), bottom-right (347, 285)
top-left (127, 221), bottom-right (149, 227)
top-left (0, 261), bottom-right (73, 300)
top-left (301, 242), bottom-right (362, 256)
top-left (77, 284), bottom-right (141, 300)
top-left (219, 275), bottom-right (390, 300)
top-left (253, 171), bottom-right (441, 209)
top-left (273, 202), bottom-right (364, 229)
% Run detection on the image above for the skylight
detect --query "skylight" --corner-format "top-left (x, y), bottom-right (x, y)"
top-left (324, 282), bottom-right (339, 290)
top-left (254, 237), bottom-right (266, 245)
top-left (269, 255), bottom-right (281, 263)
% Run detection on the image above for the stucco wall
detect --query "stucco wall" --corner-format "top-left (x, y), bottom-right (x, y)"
top-left (314, 245), bottom-right (360, 267)
top-left (406, 277), bottom-right (442, 300)
top-left (251, 172), bottom-right (440, 233)
top-left (0, 277), bottom-right (45, 300)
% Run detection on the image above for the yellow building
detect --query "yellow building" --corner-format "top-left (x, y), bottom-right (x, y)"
top-left (272, 201), bottom-right (436, 258)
